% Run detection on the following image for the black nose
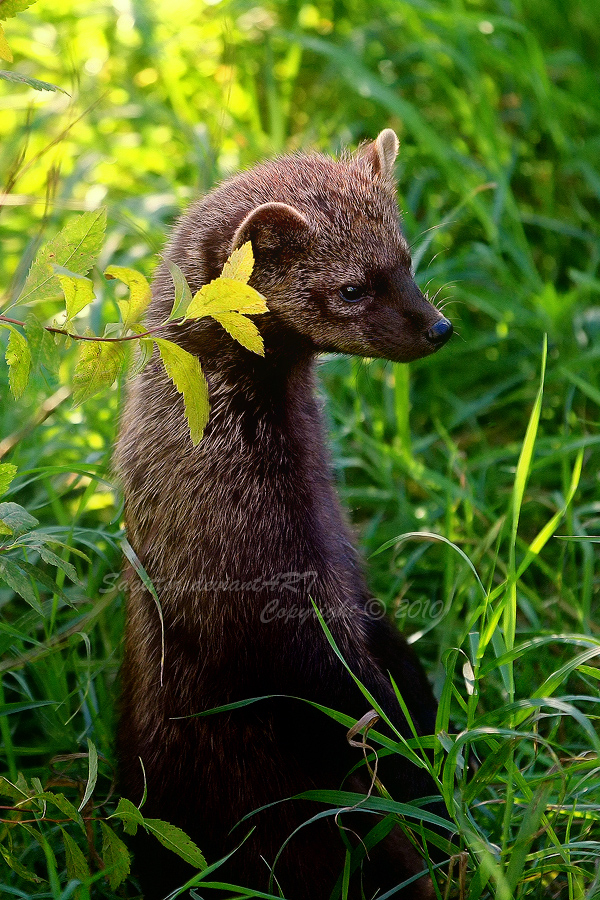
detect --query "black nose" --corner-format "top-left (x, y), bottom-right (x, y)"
top-left (426, 317), bottom-right (453, 347)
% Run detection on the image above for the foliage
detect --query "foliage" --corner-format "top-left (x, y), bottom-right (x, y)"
top-left (1, 227), bottom-right (265, 442)
top-left (0, 0), bottom-right (599, 897)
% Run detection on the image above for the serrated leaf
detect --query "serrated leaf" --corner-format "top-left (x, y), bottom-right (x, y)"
top-left (128, 336), bottom-right (154, 377)
top-left (221, 241), bottom-right (254, 283)
top-left (0, 840), bottom-right (43, 883)
top-left (24, 314), bottom-right (60, 375)
top-left (0, 463), bottom-right (17, 497)
top-left (212, 311), bottom-right (264, 355)
top-left (0, 23), bottom-right (12, 61)
top-left (0, 501), bottom-right (39, 535)
top-left (144, 818), bottom-right (207, 870)
top-left (72, 338), bottom-right (124, 406)
top-left (154, 338), bottom-right (209, 445)
top-left (21, 532), bottom-right (89, 561)
top-left (105, 265), bottom-right (152, 330)
top-left (61, 828), bottom-right (90, 892)
top-left (100, 821), bottom-right (131, 889)
top-left (0, 557), bottom-right (42, 612)
top-left (12, 557), bottom-right (72, 606)
top-left (4, 324), bottom-right (31, 398)
top-left (111, 796), bottom-right (144, 835)
top-left (78, 738), bottom-right (98, 812)
top-left (18, 208), bottom-right (106, 306)
top-left (56, 270), bottom-right (95, 322)
top-left (0, 1), bottom-right (38, 20)
top-left (165, 259), bottom-right (193, 321)
top-left (35, 544), bottom-right (79, 584)
top-left (40, 794), bottom-right (84, 830)
top-left (186, 277), bottom-right (268, 319)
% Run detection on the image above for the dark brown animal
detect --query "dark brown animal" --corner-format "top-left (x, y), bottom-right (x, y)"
top-left (115, 130), bottom-right (453, 899)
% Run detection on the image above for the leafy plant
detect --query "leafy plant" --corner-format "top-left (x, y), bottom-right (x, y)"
top-left (1, 218), bottom-right (267, 444)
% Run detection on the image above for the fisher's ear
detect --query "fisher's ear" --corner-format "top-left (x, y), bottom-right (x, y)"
top-left (357, 128), bottom-right (400, 182)
top-left (232, 202), bottom-right (310, 253)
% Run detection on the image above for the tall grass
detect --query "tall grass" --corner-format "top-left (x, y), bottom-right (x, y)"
top-left (0, 0), bottom-right (599, 896)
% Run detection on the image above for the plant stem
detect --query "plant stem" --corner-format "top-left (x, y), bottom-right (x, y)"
top-left (0, 314), bottom-right (173, 343)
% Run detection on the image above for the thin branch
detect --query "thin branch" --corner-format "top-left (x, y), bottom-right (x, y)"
top-left (0, 314), bottom-right (173, 343)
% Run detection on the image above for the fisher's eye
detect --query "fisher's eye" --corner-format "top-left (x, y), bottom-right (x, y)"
top-left (339, 285), bottom-right (366, 303)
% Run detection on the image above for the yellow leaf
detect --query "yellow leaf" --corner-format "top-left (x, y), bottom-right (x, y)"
top-left (72, 339), bottom-right (124, 406)
top-left (4, 326), bottom-right (31, 399)
top-left (0, 24), bottom-right (13, 62)
top-left (185, 277), bottom-right (267, 319)
top-left (105, 266), bottom-right (152, 330)
top-left (57, 272), bottom-right (95, 322)
top-left (221, 241), bottom-right (254, 283)
top-left (154, 339), bottom-right (209, 445)
top-left (212, 312), bottom-right (264, 356)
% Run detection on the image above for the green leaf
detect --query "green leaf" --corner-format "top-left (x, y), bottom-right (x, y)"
top-left (78, 738), bottom-right (98, 812)
top-left (100, 821), bottom-right (131, 889)
top-left (503, 336), bottom-right (547, 693)
top-left (11, 557), bottom-right (72, 605)
top-left (578, 664), bottom-right (600, 682)
top-left (62, 828), bottom-right (90, 891)
top-left (36, 544), bottom-right (79, 583)
top-left (510, 337), bottom-right (548, 554)
top-left (0, 774), bottom-right (28, 800)
top-left (24, 314), bottom-right (60, 375)
top-left (504, 781), bottom-right (554, 893)
top-left (0, 840), bottom-right (43, 883)
top-left (0, 557), bottom-right (42, 612)
top-left (19, 533), bottom-right (81, 583)
top-left (105, 265), bottom-right (152, 330)
top-left (0, 1), bottom-right (39, 20)
top-left (121, 538), bottom-right (165, 684)
top-left (186, 277), bottom-right (268, 318)
top-left (72, 338), bottom-right (124, 406)
top-left (15, 771), bottom-right (29, 794)
top-left (0, 501), bottom-right (39, 536)
top-left (212, 311), bottom-right (264, 355)
top-left (18, 208), bottom-right (106, 306)
top-left (165, 259), bottom-right (192, 322)
top-left (4, 324), bottom-right (31, 398)
top-left (144, 818), bottom-right (207, 870)
top-left (0, 69), bottom-right (67, 92)
top-left (0, 463), bottom-right (17, 497)
top-left (128, 336), bottom-right (154, 377)
top-left (111, 796), bottom-right (144, 836)
top-left (0, 700), bottom-right (58, 716)
top-left (154, 338), bottom-right (209, 445)
top-left (0, 23), bottom-right (12, 62)
top-left (221, 241), bottom-right (254, 283)
top-left (56, 269), bottom-right (95, 322)
top-left (39, 792), bottom-right (84, 830)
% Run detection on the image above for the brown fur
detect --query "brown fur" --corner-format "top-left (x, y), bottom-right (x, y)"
top-left (115, 131), bottom-right (452, 899)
